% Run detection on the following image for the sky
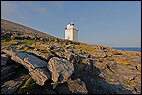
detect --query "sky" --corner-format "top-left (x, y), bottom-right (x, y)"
top-left (1, 1), bottom-right (141, 47)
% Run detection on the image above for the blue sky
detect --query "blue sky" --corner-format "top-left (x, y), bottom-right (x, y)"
top-left (1, 1), bottom-right (141, 47)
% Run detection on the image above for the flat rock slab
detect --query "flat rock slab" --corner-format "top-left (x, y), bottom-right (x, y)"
top-left (1, 80), bottom-right (23, 94)
top-left (1, 54), bottom-right (10, 66)
top-left (1, 74), bottom-right (30, 94)
top-left (47, 57), bottom-right (74, 84)
top-left (29, 68), bottom-right (50, 85)
top-left (27, 50), bottom-right (51, 61)
top-left (2, 49), bottom-right (50, 85)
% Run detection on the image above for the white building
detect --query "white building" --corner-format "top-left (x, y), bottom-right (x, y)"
top-left (64, 22), bottom-right (79, 41)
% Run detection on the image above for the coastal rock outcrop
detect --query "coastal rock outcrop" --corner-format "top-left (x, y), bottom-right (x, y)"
top-left (2, 49), bottom-right (50, 86)
top-left (1, 19), bottom-right (141, 94)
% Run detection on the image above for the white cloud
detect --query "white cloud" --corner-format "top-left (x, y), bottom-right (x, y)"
top-left (23, 2), bottom-right (49, 16)
top-left (1, 1), bottom-right (18, 15)
top-left (1, 1), bottom-right (49, 17)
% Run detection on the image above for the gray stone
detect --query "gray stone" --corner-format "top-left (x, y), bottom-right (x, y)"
top-left (47, 57), bottom-right (74, 85)
top-left (1, 80), bottom-right (22, 94)
top-left (16, 44), bottom-right (30, 50)
top-left (29, 68), bottom-right (50, 85)
top-left (55, 51), bottom-right (80, 63)
top-left (2, 49), bottom-right (50, 86)
top-left (27, 50), bottom-right (51, 61)
top-left (1, 54), bottom-right (9, 66)
top-left (1, 65), bottom-right (16, 80)
top-left (67, 78), bottom-right (88, 94)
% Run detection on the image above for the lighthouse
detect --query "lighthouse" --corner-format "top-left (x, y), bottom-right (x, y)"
top-left (64, 22), bottom-right (79, 41)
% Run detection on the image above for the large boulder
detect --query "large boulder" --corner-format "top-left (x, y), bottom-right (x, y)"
top-left (2, 49), bottom-right (50, 86)
top-left (47, 57), bottom-right (74, 88)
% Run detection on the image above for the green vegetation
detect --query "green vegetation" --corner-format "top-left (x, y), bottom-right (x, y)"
top-left (18, 77), bottom-right (38, 94)
top-left (107, 58), bottom-right (114, 61)
top-left (124, 79), bottom-right (130, 85)
top-left (1, 39), bottom-right (19, 47)
top-left (108, 74), bottom-right (114, 78)
top-left (106, 81), bottom-right (111, 83)
top-left (24, 47), bottom-right (29, 52)
top-left (127, 67), bottom-right (134, 71)
top-left (74, 52), bottom-right (79, 55)
top-left (123, 86), bottom-right (128, 89)
top-left (21, 39), bottom-right (37, 45)
top-left (1, 39), bottom-right (37, 48)
top-left (95, 57), bottom-right (100, 59)
top-left (22, 77), bottom-right (37, 88)
top-left (75, 45), bottom-right (96, 52)
top-left (98, 58), bottom-right (104, 62)
top-left (52, 49), bottom-right (59, 52)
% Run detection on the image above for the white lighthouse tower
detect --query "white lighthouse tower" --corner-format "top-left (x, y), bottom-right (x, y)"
top-left (64, 22), bottom-right (79, 41)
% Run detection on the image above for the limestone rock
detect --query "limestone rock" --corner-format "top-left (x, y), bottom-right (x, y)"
top-left (1, 65), bottom-right (16, 80)
top-left (2, 49), bottom-right (50, 85)
top-left (67, 78), bottom-right (88, 94)
top-left (16, 44), bottom-right (30, 50)
top-left (1, 54), bottom-right (10, 66)
top-left (27, 50), bottom-right (51, 61)
top-left (90, 50), bottom-right (106, 58)
top-left (47, 57), bottom-right (74, 84)
top-left (54, 78), bottom-right (88, 94)
top-left (1, 80), bottom-right (22, 94)
top-left (55, 51), bottom-right (80, 63)
top-left (29, 68), bottom-right (50, 85)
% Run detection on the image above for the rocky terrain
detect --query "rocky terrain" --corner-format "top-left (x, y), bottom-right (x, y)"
top-left (1, 19), bottom-right (141, 94)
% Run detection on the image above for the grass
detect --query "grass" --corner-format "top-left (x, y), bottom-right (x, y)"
top-left (127, 67), bottom-right (134, 71)
top-left (21, 77), bottom-right (37, 88)
top-left (115, 60), bottom-right (129, 67)
top-left (18, 77), bottom-right (38, 94)
top-left (31, 45), bottom-right (47, 50)
top-left (123, 86), bottom-right (128, 89)
top-left (108, 74), bottom-right (114, 78)
top-left (52, 49), bottom-right (59, 52)
top-left (75, 45), bottom-right (96, 52)
top-left (107, 58), bottom-right (114, 61)
top-left (124, 79), bottom-right (130, 85)
top-left (74, 52), bottom-right (79, 55)
top-left (95, 57), bottom-right (100, 59)
top-left (106, 81), bottom-right (111, 83)
top-left (24, 47), bottom-right (29, 52)
top-left (1, 39), bottom-right (38, 48)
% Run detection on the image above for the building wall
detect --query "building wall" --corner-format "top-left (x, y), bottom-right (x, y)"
top-left (73, 29), bottom-right (78, 41)
top-left (65, 24), bottom-right (78, 41)
top-left (65, 29), bottom-right (73, 40)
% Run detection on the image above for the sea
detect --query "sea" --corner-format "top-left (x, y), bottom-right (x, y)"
top-left (112, 47), bottom-right (141, 52)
